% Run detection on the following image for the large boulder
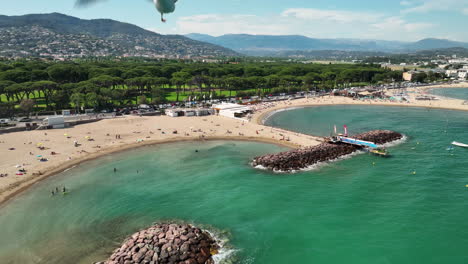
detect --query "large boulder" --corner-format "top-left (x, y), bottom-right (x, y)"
top-left (101, 223), bottom-right (219, 264)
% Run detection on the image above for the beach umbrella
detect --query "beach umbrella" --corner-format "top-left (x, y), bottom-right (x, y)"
top-left (37, 143), bottom-right (43, 146)
top-left (36, 155), bottom-right (42, 157)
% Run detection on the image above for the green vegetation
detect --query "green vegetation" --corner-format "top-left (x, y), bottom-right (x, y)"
top-left (0, 59), bottom-right (404, 116)
top-left (363, 47), bottom-right (468, 64)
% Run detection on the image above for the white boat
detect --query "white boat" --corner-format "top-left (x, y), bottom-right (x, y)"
top-left (452, 141), bottom-right (468, 148)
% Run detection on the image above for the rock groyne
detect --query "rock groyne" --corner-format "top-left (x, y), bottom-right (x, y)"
top-left (99, 223), bottom-right (219, 264)
top-left (252, 130), bottom-right (403, 172)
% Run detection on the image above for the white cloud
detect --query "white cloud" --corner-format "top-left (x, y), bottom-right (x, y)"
top-left (400, 1), bottom-right (412, 6)
top-left (402, 0), bottom-right (468, 14)
top-left (372, 17), bottom-right (432, 33)
top-left (281, 8), bottom-right (382, 23)
top-left (153, 8), bottom-right (439, 41)
top-left (463, 8), bottom-right (468, 15)
top-left (160, 14), bottom-right (292, 36)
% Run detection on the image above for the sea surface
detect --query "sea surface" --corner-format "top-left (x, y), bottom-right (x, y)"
top-left (1, 105), bottom-right (468, 264)
top-left (428, 87), bottom-right (468, 100)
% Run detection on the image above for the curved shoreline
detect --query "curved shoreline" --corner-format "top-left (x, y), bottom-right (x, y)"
top-left (1, 85), bottom-right (468, 207)
top-left (253, 97), bottom-right (468, 126)
top-left (0, 136), bottom-right (298, 208)
top-left (425, 87), bottom-right (468, 100)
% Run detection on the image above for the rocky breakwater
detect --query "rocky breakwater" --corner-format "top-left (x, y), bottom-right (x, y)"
top-left (99, 223), bottom-right (219, 264)
top-left (252, 130), bottom-right (403, 172)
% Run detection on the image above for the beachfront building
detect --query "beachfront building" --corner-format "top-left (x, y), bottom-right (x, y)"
top-left (165, 108), bottom-right (213, 117)
top-left (446, 69), bottom-right (468, 80)
top-left (212, 103), bottom-right (252, 119)
top-left (42, 115), bottom-right (65, 129)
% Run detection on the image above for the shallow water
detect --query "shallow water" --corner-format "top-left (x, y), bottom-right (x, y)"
top-left (428, 87), bottom-right (468, 100)
top-left (1, 105), bottom-right (468, 264)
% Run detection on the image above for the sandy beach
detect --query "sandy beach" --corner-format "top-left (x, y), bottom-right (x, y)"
top-left (252, 82), bottom-right (468, 124)
top-left (419, 82), bottom-right (468, 89)
top-left (1, 81), bottom-right (467, 206)
top-left (0, 114), bottom-right (323, 205)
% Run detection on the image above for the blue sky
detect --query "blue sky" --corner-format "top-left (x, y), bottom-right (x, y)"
top-left (1, 0), bottom-right (468, 41)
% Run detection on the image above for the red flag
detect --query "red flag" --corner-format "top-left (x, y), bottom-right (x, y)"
top-left (343, 125), bottom-right (348, 136)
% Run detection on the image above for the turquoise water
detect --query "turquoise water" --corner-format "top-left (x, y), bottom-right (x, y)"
top-left (429, 88), bottom-right (468, 100)
top-left (1, 105), bottom-right (468, 264)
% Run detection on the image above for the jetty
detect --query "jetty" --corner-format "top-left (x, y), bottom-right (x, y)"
top-left (252, 130), bottom-right (403, 172)
top-left (97, 223), bottom-right (219, 264)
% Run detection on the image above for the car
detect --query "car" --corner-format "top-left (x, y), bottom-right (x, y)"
top-left (18, 117), bottom-right (33, 122)
top-left (0, 119), bottom-right (11, 124)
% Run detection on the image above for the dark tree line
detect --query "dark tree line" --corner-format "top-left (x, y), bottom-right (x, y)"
top-left (0, 59), bottom-right (405, 114)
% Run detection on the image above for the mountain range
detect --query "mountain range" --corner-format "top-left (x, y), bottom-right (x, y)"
top-left (186, 33), bottom-right (468, 56)
top-left (0, 13), bottom-right (467, 60)
top-left (0, 13), bottom-right (238, 59)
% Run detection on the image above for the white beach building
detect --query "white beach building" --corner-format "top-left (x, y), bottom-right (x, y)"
top-left (42, 115), bottom-right (65, 128)
top-left (212, 103), bottom-right (253, 119)
top-left (165, 108), bottom-right (213, 117)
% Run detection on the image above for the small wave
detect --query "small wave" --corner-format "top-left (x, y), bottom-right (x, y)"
top-left (300, 150), bottom-right (366, 172)
top-left (63, 165), bottom-right (77, 173)
top-left (204, 229), bottom-right (238, 264)
top-left (379, 135), bottom-right (407, 148)
top-left (253, 164), bottom-right (267, 170)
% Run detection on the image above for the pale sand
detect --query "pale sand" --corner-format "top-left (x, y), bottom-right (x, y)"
top-left (0, 115), bottom-right (322, 205)
top-left (1, 82), bottom-right (467, 206)
top-left (420, 82), bottom-right (468, 89)
top-left (253, 82), bottom-right (468, 124)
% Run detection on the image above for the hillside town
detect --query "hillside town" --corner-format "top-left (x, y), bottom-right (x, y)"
top-left (0, 25), bottom-right (235, 60)
top-left (400, 55), bottom-right (468, 82)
